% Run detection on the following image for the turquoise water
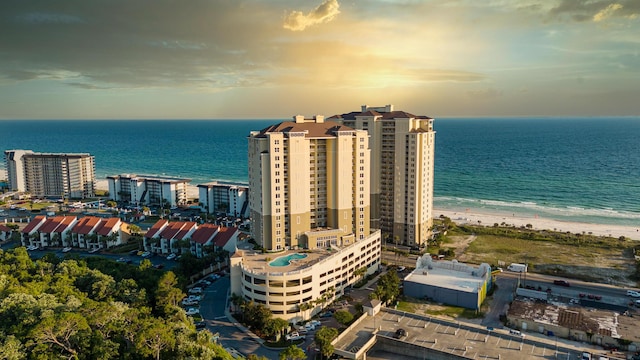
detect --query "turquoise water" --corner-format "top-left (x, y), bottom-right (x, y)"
top-left (269, 253), bottom-right (308, 267)
top-left (2, 117), bottom-right (639, 226)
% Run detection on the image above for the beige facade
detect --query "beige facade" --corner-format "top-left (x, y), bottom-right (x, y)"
top-left (230, 230), bottom-right (381, 322)
top-left (247, 115), bottom-right (370, 251)
top-left (330, 105), bottom-right (435, 246)
top-left (5, 150), bottom-right (95, 199)
top-left (236, 114), bottom-right (382, 322)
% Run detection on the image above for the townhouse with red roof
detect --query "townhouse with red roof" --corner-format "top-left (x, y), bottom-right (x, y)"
top-left (143, 220), bottom-right (197, 255)
top-left (0, 224), bottom-right (13, 242)
top-left (145, 220), bottom-right (239, 258)
top-left (21, 215), bottom-right (124, 251)
top-left (32, 215), bottom-right (77, 248)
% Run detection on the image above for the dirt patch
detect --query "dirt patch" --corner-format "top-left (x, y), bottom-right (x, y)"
top-left (446, 235), bottom-right (477, 259)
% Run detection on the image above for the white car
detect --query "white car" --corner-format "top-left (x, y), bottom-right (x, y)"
top-left (62, 247), bottom-right (72, 253)
top-left (141, 251), bottom-right (151, 258)
top-left (182, 299), bottom-right (199, 306)
top-left (185, 308), bottom-right (200, 316)
top-left (626, 290), bottom-right (640, 298)
top-left (285, 332), bottom-right (305, 341)
top-left (166, 253), bottom-right (177, 260)
top-left (27, 245), bottom-right (38, 251)
top-left (188, 287), bottom-right (203, 294)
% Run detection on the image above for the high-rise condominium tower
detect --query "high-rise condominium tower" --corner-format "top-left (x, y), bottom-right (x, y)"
top-left (247, 115), bottom-right (371, 251)
top-left (4, 150), bottom-right (96, 199)
top-left (330, 105), bottom-right (435, 246)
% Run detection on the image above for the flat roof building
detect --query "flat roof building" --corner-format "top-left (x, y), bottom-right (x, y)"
top-left (197, 181), bottom-right (249, 218)
top-left (403, 255), bottom-right (492, 310)
top-left (107, 174), bottom-right (190, 207)
top-left (4, 150), bottom-right (95, 199)
top-left (330, 105), bottom-right (436, 246)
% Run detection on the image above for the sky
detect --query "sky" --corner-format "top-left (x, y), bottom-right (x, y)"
top-left (1, 0), bottom-right (639, 119)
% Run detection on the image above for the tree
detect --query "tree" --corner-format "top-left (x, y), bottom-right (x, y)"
top-left (29, 312), bottom-right (91, 358)
top-left (334, 310), bottom-right (353, 327)
top-left (128, 224), bottom-right (141, 236)
top-left (248, 355), bottom-right (269, 360)
top-left (376, 269), bottom-right (400, 305)
top-left (314, 327), bottom-right (338, 360)
top-left (155, 271), bottom-right (184, 315)
top-left (279, 345), bottom-right (306, 360)
top-left (354, 266), bottom-right (367, 285)
top-left (135, 318), bottom-right (176, 360)
top-left (0, 335), bottom-right (26, 360)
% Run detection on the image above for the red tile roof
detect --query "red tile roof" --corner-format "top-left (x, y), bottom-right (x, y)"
top-left (329, 110), bottom-right (432, 121)
top-left (72, 216), bottom-right (101, 235)
top-left (175, 222), bottom-right (197, 240)
top-left (0, 224), bottom-right (11, 232)
top-left (191, 223), bottom-right (219, 245)
top-left (159, 221), bottom-right (185, 240)
top-left (255, 120), bottom-right (353, 138)
top-left (22, 216), bottom-right (46, 233)
top-left (145, 219), bottom-right (168, 239)
top-left (39, 216), bottom-right (67, 233)
top-left (96, 218), bottom-right (120, 236)
top-left (54, 216), bottom-right (76, 233)
top-left (213, 227), bottom-right (238, 248)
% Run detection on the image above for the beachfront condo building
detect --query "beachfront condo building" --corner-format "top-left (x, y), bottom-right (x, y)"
top-left (107, 174), bottom-right (190, 208)
top-left (4, 150), bottom-right (96, 199)
top-left (329, 105), bottom-right (436, 246)
top-left (230, 115), bottom-right (382, 322)
top-left (197, 181), bottom-right (249, 218)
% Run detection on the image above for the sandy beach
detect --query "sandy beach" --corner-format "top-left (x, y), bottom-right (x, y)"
top-left (435, 208), bottom-right (640, 241)
top-left (12, 174), bottom-right (640, 241)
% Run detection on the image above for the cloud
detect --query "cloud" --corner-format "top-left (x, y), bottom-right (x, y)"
top-left (549, 0), bottom-right (640, 22)
top-left (283, 0), bottom-right (340, 31)
top-left (593, 3), bottom-right (623, 22)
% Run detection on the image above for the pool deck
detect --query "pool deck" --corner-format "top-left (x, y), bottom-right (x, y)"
top-left (237, 245), bottom-right (337, 275)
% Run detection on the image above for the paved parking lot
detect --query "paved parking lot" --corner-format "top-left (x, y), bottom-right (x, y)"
top-left (335, 308), bottom-right (598, 359)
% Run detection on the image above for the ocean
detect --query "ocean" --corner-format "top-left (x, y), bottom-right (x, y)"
top-left (2, 118), bottom-right (639, 227)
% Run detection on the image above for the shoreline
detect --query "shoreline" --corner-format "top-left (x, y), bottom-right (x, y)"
top-left (36, 177), bottom-right (640, 241)
top-left (435, 208), bottom-right (640, 241)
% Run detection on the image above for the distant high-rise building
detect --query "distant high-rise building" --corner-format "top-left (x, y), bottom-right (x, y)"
top-left (5, 150), bottom-right (96, 199)
top-left (330, 105), bottom-right (436, 246)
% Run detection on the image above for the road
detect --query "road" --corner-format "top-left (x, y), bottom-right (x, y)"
top-left (199, 275), bottom-right (283, 359)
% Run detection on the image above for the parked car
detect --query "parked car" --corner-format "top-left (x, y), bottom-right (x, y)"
top-left (182, 299), bottom-right (199, 306)
top-left (319, 312), bottom-right (333, 318)
top-left (89, 248), bottom-right (100, 254)
top-left (189, 287), bottom-right (203, 294)
top-left (394, 328), bottom-right (407, 339)
top-left (129, 249), bottom-right (139, 255)
top-left (553, 280), bottom-right (570, 287)
top-left (166, 253), bottom-right (177, 260)
top-left (309, 320), bottom-right (321, 327)
top-left (195, 321), bottom-right (207, 329)
top-left (286, 332), bottom-right (305, 341)
top-left (153, 264), bottom-right (164, 269)
top-left (141, 251), bottom-right (151, 258)
top-left (116, 257), bottom-right (128, 263)
top-left (62, 247), bottom-right (72, 253)
top-left (185, 308), bottom-right (200, 316)
top-left (27, 245), bottom-right (38, 251)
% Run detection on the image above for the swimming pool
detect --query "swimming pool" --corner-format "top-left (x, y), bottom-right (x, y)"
top-left (269, 253), bottom-right (308, 267)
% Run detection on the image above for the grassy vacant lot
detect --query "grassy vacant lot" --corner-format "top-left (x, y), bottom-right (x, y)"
top-left (398, 296), bottom-right (487, 321)
top-left (445, 224), bottom-right (639, 286)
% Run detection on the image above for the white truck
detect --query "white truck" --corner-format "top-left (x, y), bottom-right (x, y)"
top-left (507, 263), bottom-right (528, 273)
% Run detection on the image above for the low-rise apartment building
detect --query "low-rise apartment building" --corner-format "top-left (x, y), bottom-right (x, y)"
top-left (107, 174), bottom-right (190, 207)
top-left (197, 181), bottom-right (249, 218)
